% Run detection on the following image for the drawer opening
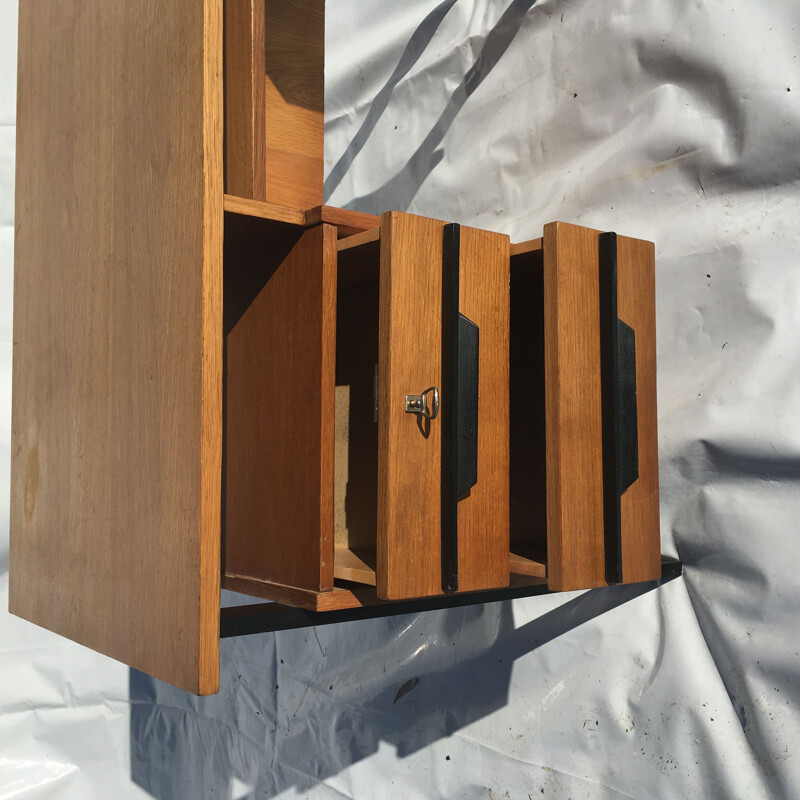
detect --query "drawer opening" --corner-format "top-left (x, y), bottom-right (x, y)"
top-left (334, 232), bottom-right (381, 586)
top-left (509, 241), bottom-right (547, 579)
top-left (224, 0), bottom-right (325, 209)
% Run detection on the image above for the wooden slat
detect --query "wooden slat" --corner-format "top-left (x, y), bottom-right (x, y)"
top-left (223, 575), bottom-right (362, 612)
top-left (264, 0), bottom-right (324, 208)
top-left (378, 212), bottom-right (445, 599)
top-left (307, 206), bottom-right (382, 238)
top-left (509, 552), bottom-right (547, 579)
top-left (336, 227), bottom-right (380, 252)
top-left (510, 237), bottom-right (543, 256)
top-left (224, 224), bottom-right (337, 592)
top-left (223, 193), bottom-right (306, 225)
top-left (334, 548), bottom-right (377, 586)
top-left (9, 0), bottom-right (223, 695)
top-left (456, 226), bottom-right (511, 592)
top-left (616, 235), bottom-right (661, 582)
top-left (224, 0), bottom-right (266, 199)
top-left (543, 222), bottom-right (606, 591)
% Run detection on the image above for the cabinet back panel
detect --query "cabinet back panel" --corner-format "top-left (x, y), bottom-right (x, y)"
top-left (10, 0), bottom-right (224, 695)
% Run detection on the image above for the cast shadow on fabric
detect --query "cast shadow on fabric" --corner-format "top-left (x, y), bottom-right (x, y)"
top-left (129, 578), bottom-right (673, 800)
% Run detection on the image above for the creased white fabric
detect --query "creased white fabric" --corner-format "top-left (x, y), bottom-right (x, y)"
top-left (2, 0), bottom-right (799, 797)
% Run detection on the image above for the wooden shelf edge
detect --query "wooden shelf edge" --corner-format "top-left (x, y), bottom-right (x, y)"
top-left (337, 227), bottom-right (380, 252)
top-left (223, 196), bottom-right (381, 238)
top-left (334, 547), bottom-right (377, 586)
top-left (306, 205), bottom-right (381, 237)
top-left (510, 237), bottom-right (543, 256)
top-left (223, 572), bottom-right (363, 612)
top-left (509, 552), bottom-right (547, 579)
top-left (223, 194), bottom-right (307, 226)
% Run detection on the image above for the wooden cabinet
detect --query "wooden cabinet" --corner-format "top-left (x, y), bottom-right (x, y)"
top-left (9, 0), bottom-right (662, 695)
top-left (223, 212), bottom-right (510, 609)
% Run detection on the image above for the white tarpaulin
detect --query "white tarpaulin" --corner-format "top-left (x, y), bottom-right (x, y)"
top-left (2, 0), bottom-right (799, 797)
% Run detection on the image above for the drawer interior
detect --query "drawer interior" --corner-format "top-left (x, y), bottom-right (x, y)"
top-left (333, 233), bottom-right (381, 586)
top-left (509, 239), bottom-right (548, 580)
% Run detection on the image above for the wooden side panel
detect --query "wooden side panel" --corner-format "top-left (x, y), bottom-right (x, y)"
top-left (225, 0), bottom-right (267, 199)
top-left (224, 224), bottom-right (337, 592)
top-left (457, 227), bottom-right (510, 592)
top-left (10, 0), bottom-right (224, 694)
top-left (543, 222), bottom-right (606, 591)
top-left (378, 212), bottom-right (445, 600)
top-left (616, 236), bottom-right (661, 582)
top-left (264, 0), bottom-right (324, 209)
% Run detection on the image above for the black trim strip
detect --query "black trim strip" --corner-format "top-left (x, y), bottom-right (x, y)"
top-left (599, 232), bottom-right (639, 584)
top-left (599, 232), bottom-right (622, 583)
top-left (220, 559), bottom-right (684, 637)
top-left (441, 224), bottom-right (460, 593)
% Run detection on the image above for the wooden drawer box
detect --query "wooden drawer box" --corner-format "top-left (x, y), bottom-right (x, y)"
top-left (223, 211), bottom-right (511, 608)
top-left (508, 222), bottom-right (661, 592)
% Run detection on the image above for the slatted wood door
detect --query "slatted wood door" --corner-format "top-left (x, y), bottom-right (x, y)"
top-left (377, 213), bottom-right (510, 600)
top-left (10, 0), bottom-right (224, 694)
top-left (542, 222), bottom-right (660, 591)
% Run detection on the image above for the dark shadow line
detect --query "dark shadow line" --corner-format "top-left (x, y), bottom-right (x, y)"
top-left (324, 0), bottom-right (459, 200)
top-left (349, 0), bottom-right (540, 213)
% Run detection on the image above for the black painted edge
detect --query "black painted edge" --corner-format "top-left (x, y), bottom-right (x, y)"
top-left (599, 232), bottom-right (623, 584)
top-left (220, 559), bottom-right (684, 637)
top-left (456, 314), bottom-right (479, 496)
top-left (441, 224), bottom-right (460, 594)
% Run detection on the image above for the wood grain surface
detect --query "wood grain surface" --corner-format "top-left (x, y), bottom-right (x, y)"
top-left (455, 226), bottom-right (511, 592)
top-left (225, 0), bottom-right (267, 199)
top-left (510, 238), bottom-right (543, 256)
top-left (10, 0), bottom-right (224, 695)
top-left (264, 0), bottom-right (324, 208)
top-left (223, 193), bottom-right (306, 225)
top-left (378, 212), bottom-right (445, 599)
top-left (543, 222), bottom-right (607, 591)
top-left (224, 224), bottom-right (337, 592)
top-left (222, 195), bottom-right (380, 237)
top-left (223, 574), bottom-right (362, 611)
top-left (333, 547), bottom-right (378, 586)
top-left (307, 206), bottom-right (382, 238)
top-left (616, 235), bottom-right (661, 582)
top-left (509, 552), bottom-right (547, 579)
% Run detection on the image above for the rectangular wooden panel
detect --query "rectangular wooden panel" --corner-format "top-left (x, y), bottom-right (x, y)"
top-left (378, 212), bottom-right (445, 599)
top-left (543, 222), bottom-right (606, 591)
top-left (616, 235), bottom-right (661, 582)
top-left (264, 0), bottom-right (324, 209)
top-left (224, 224), bottom-right (337, 592)
top-left (9, 0), bottom-right (224, 694)
top-left (456, 226), bottom-right (511, 592)
top-left (225, 0), bottom-right (267, 199)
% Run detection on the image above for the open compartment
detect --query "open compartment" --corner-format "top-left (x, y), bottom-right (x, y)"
top-left (221, 210), bottom-right (513, 609)
top-left (224, 0), bottom-right (325, 208)
top-left (508, 238), bottom-right (548, 581)
top-left (333, 230), bottom-right (381, 586)
top-left (508, 223), bottom-right (662, 592)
